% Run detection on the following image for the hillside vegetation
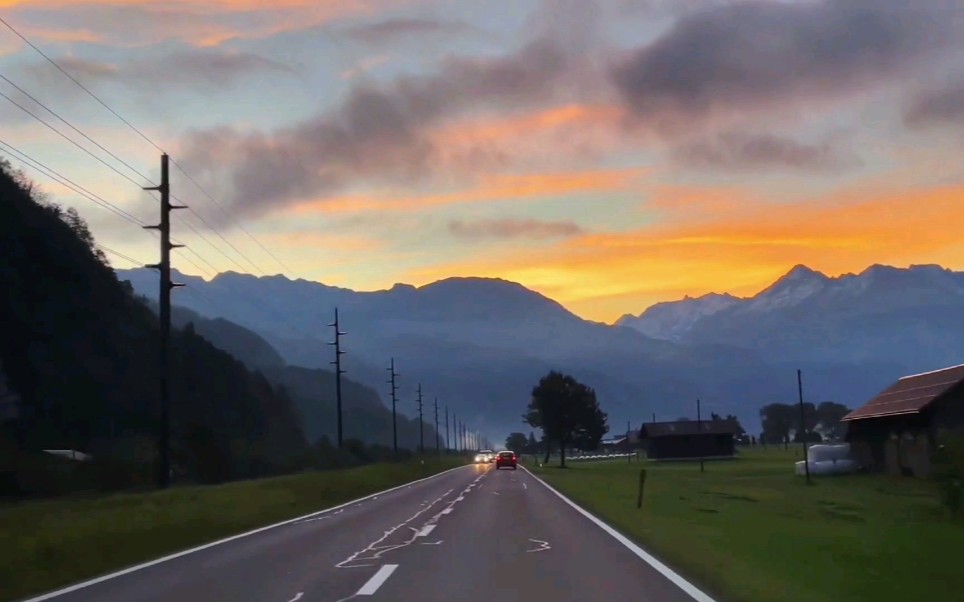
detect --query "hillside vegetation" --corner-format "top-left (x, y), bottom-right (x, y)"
top-left (0, 161), bottom-right (309, 495)
top-left (166, 305), bottom-right (443, 450)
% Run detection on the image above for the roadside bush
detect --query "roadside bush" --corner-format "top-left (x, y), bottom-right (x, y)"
top-left (933, 431), bottom-right (964, 518)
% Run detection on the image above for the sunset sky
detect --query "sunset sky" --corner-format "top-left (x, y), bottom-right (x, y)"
top-left (1, 0), bottom-right (962, 322)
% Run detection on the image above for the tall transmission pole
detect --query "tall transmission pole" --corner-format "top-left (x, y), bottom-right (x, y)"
top-left (416, 383), bottom-right (424, 453)
top-left (453, 412), bottom-right (457, 452)
top-left (445, 406), bottom-right (449, 453)
top-left (387, 358), bottom-right (398, 456)
top-left (434, 397), bottom-right (440, 454)
top-left (143, 153), bottom-right (185, 490)
top-left (328, 307), bottom-right (346, 447)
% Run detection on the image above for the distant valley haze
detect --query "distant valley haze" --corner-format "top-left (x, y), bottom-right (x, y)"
top-left (2, 0), bottom-right (963, 443)
top-left (119, 262), bottom-right (964, 441)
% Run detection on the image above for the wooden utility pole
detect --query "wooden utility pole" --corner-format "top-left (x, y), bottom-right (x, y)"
top-left (798, 369), bottom-right (811, 485)
top-left (328, 308), bottom-right (346, 447)
top-left (697, 398), bottom-right (705, 473)
top-left (445, 406), bottom-right (449, 453)
top-left (627, 419), bottom-right (632, 463)
top-left (143, 153), bottom-right (184, 489)
top-left (416, 383), bottom-right (424, 453)
top-left (434, 397), bottom-right (440, 454)
top-left (387, 358), bottom-right (398, 456)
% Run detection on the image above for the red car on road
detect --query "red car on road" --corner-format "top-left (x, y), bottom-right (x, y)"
top-left (495, 450), bottom-right (517, 470)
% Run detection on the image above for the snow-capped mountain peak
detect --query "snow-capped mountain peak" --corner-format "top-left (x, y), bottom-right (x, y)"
top-left (747, 264), bottom-right (831, 311)
top-left (616, 292), bottom-right (741, 341)
top-left (616, 263), bottom-right (964, 344)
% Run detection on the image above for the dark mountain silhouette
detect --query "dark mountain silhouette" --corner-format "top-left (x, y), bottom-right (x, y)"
top-left (0, 160), bottom-right (308, 493)
top-left (164, 303), bottom-right (442, 449)
top-left (117, 261), bottom-right (935, 439)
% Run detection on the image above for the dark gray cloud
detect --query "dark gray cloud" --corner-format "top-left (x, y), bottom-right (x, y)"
top-left (179, 36), bottom-right (579, 221)
top-left (448, 218), bottom-right (585, 240)
top-left (21, 49), bottom-right (294, 92)
top-left (905, 82), bottom-right (964, 128)
top-left (613, 0), bottom-right (736, 20)
top-left (342, 17), bottom-right (479, 44)
top-left (612, 0), bottom-right (961, 129)
top-left (674, 132), bottom-right (858, 172)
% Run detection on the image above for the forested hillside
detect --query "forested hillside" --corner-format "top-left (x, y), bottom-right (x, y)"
top-left (0, 160), bottom-right (310, 495)
top-left (166, 305), bottom-right (444, 449)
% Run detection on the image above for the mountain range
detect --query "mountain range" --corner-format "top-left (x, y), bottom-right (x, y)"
top-left (117, 263), bottom-right (964, 441)
top-left (617, 264), bottom-right (964, 368)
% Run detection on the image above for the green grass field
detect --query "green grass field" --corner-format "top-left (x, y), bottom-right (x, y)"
top-left (529, 449), bottom-right (963, 602)
top-left (0, 458), bottom-right (464, 602)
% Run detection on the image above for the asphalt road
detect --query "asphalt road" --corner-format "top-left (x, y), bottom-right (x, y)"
top-left (23, 463), bottom-right (714, 602)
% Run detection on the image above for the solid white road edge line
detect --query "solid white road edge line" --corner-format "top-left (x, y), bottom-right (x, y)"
top-left (20, 465), bottom-right (469, 602)
top-left (521, 465), bottom-right (719, 602)
top-left (356, 564), bottom-right (399, 596)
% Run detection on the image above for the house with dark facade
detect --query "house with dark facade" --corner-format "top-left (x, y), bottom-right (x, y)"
top-left (842, 363), bottom-right (964, 477)
top-left (639, 419), bottom-right (740, 461)
top-left (599, 430), bottom-right (640, 453)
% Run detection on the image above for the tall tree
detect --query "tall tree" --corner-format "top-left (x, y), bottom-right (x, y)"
top-left (505, 432), bottom-right (528, 452)
top-left (710, 412), bottom-right (746, 436)
top-left (527, 431), bottom-right (538, 453)
top-left (794, 402), bottom-right (819, 442)
top-left (815, 401), bottom-right (851, 439)
top-left (524, 371), bottom-right (608, 467)
top-left (760, 403), bottom-right (795, 446)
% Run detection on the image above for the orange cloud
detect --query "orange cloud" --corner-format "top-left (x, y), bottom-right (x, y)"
top-left (399, 183), bottom-right (964, 322)
top-left (286, 167), bottom-right (650, 215)
top-left (259, 231), bottom-right (385, 252)
top-left (426, 104), bottom-right (632, 170)
top-left (431, 104), bottom-right (626, 147)
top-left (1, 1), bottom-right (420, 47)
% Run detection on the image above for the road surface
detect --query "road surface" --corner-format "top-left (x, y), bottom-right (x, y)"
top-left (22, 463), bottom-right (714, 602)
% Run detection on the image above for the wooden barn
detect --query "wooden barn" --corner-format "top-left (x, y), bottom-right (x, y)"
top-left (600, 430), bottom-right (640, 453)
top-left (639, 419), bottom-right (740, 461)
top-left (842, 363), bottom-right (964, 477)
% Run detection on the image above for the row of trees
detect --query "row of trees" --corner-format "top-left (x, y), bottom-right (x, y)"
top-left (512, 370), bottom-right (854, 465)
top-left (759, 401), bottom-right (852, 445)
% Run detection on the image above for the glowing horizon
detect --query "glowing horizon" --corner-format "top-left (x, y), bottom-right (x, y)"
top-left (1, 0), bottom-right (961, 323)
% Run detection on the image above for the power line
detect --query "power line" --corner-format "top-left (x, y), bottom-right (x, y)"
top-left (0, 138), bottom-right (145, 227)
top-left (98, 245), bottom-right (144, 267)
top-left (0, 77), bottom-right (264, 275)
top-left (0, 16), bottom-right (291, 277)
top-left (170, 158), bottom-right (292, 274)
top-left (0, 15), bottom-right (162, 154)
top-left (173, 215), bottom-right (248, 272)
top-left (177, 206), bottom-right (264, 275)
top-left (0, 72), bottom-right (154, 186)
top-left (172, 248), bottom-right (216, 278)
top-left (0, 138), bottom-right (218, 279)
top-left (0, 88), bottom-right (151, 190)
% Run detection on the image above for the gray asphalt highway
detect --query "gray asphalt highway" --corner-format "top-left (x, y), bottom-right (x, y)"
top-left (22, 463), bottom-right (715, 602)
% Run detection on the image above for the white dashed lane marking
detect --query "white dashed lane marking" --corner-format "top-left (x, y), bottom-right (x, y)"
top-left (356, 564), bottom-right (398, 596)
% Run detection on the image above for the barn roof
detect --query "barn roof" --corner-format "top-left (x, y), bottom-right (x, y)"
top-left (640, 419), bottom-right (740, 438)
top-left (842, 363), bottom-right (964, 421)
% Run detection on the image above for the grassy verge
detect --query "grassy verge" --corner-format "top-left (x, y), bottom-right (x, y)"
top-left (1, 457), bottom-right (464, 601)
top-left (530, 448), bottom-right (963, 602)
